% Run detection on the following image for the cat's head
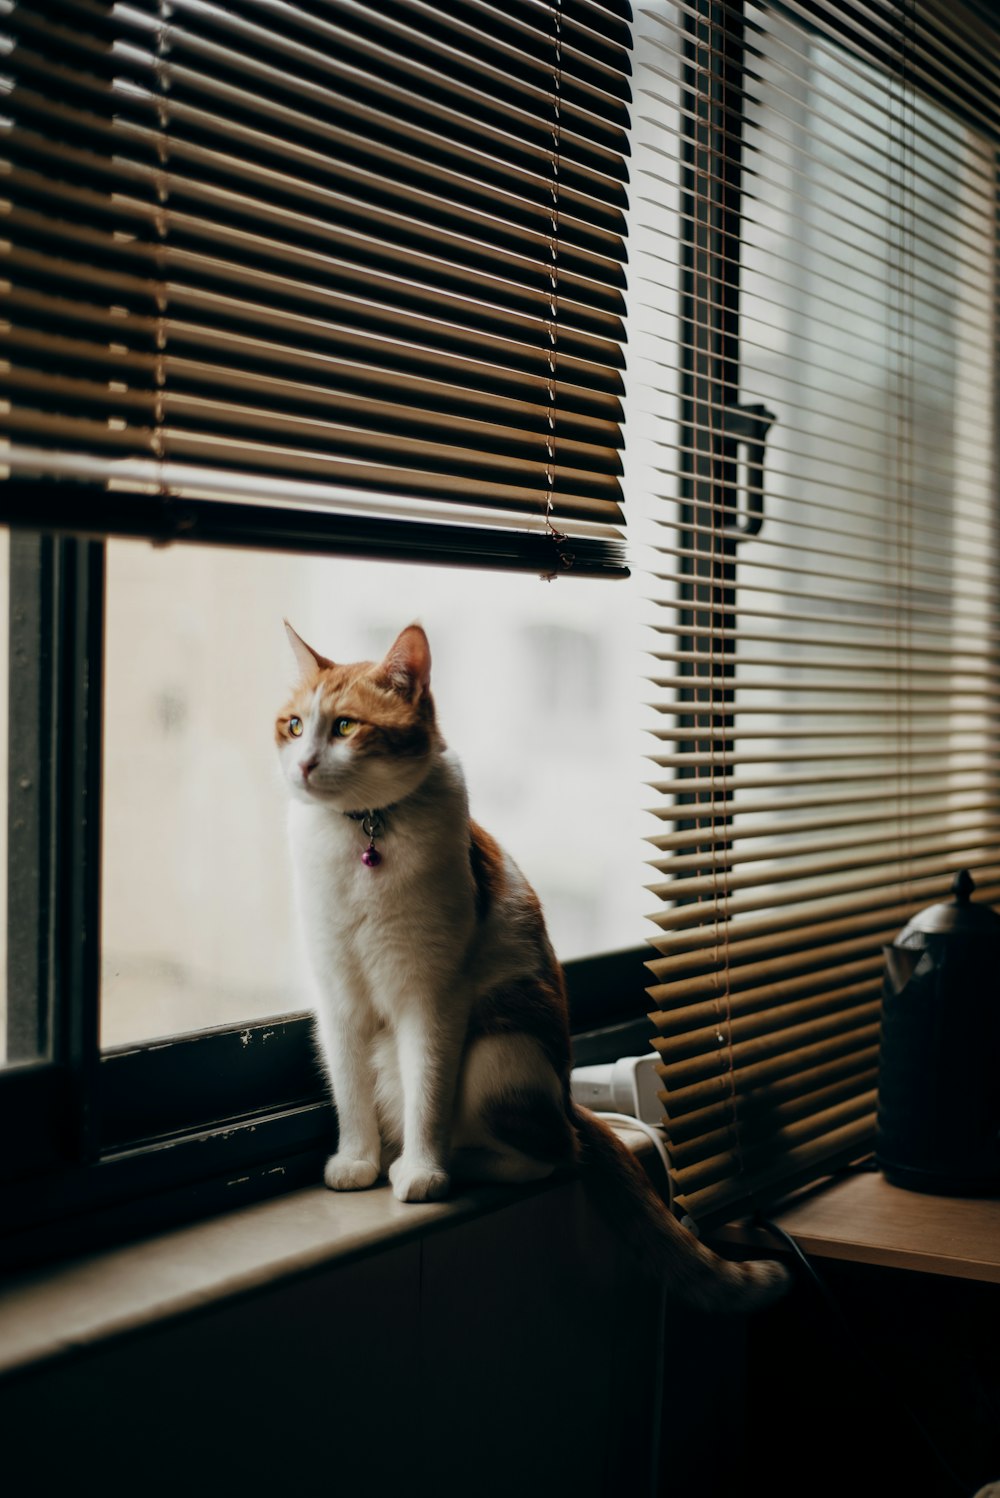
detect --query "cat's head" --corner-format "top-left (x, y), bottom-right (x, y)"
top-left (276, 622), bottom-right (441, 811)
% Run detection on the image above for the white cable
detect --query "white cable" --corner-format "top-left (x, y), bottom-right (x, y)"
top-left (594, 1110), bottom-right (674, 1204)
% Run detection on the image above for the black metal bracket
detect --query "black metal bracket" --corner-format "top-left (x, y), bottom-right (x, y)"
top-left (721, 401), bottom-right (776, 540)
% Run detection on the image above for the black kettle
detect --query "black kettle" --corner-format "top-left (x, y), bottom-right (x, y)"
top-left (876, 869), bottom-right (1000, 1194)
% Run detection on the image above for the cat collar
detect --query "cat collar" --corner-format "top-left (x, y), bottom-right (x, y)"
top-left (344, 807), bottom-right (387, 867)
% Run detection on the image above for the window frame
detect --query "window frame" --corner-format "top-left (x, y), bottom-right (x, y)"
top-left (2, 981), bottom-right (652, 1276)
top-left (2, 535), bottom-right (104, 1186)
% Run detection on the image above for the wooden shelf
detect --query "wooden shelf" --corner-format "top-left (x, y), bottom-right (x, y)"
top-left (714, 1167), bottom-right (1000, 1284)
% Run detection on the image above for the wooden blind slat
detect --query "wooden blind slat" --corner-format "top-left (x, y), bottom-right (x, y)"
top-left (0, 0), bottom-right (631, 574)
top-left (666, 1062), bottom-right (881, 1160)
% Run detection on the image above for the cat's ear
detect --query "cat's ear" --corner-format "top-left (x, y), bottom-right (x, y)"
top-left (284, 620), bottom-right (332, 677)
top-left (378, 623), bottom-right (431, 699)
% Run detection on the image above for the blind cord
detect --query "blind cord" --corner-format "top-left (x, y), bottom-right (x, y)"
top-left (753, 1213), bottom-right (976, 1497)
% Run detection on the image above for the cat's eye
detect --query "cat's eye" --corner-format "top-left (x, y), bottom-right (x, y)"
top-left (334, 718), bottom-right (358, 738)
top-left (288, 717), bottom-right (303, 738)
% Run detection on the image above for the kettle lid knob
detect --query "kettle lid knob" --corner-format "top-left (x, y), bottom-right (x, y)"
top-left (895, 868), bottom-right (1000, 943)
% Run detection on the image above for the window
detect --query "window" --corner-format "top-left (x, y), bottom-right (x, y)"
top-left (634, 0), bottom-right (1000, 1224)
top-left (101, 540), bottom-right (647, 1048)
top-left (0, 0), bottom-right (646, 1268)
top-left (3, 0), bottom-right (1000, 1266)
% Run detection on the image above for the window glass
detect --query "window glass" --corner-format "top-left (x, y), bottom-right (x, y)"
top-left (626, 1), bottom-right (998, 907)
top-left (101, 542), bottom-right (645, 1048)
top-left (734, 19), bottom-right (997, 883)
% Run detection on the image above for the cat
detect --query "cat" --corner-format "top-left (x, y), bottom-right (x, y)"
top-left (276, 620), bottom-right (789, 1314)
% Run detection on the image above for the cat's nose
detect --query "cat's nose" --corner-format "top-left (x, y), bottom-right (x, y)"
top-left (299, 755), bottom-right (319, 779)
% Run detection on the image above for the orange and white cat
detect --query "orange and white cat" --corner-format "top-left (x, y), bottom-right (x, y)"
top-left (276, 621), bottom-right (788, 1312)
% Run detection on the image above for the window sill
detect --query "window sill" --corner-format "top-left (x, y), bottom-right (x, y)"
top-left (0, 1119), bottom-right (662, 1383)
top-left (0, 1178), bottom-right (535, 1382)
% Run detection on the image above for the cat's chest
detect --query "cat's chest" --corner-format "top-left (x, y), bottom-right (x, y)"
top-left (292, 808), bottom-right (404, 913)
top-left (288, 800), bottom-right (470, 943)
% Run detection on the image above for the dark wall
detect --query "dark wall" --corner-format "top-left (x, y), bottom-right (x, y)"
top-left (741, 1263), bottom-right (1000, 1498)
top-left (0, 1180), bottom-right (660, 1498)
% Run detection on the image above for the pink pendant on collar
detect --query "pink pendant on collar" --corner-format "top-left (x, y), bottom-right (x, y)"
top-left (352, 809), bottom-right (385, 867)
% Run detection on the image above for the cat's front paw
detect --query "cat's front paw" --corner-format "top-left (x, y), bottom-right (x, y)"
top-left (323, 1153), bottom-right (380, 1191)
top-left (389, 1157), bottom-right (451, 1203)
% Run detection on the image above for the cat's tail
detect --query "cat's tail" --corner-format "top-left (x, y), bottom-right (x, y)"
top-left (571, 1104), bottom-right (791, 1315)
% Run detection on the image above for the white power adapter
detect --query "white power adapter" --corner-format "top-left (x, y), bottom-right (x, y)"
top-left (570, 1052), bottom-right (662, 1126)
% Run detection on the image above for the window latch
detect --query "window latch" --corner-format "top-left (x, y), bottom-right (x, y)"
top-left (721, 402), bottom-right (776, 540)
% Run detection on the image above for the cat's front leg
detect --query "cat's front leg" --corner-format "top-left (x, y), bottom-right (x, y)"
top-left (315, 1003), bottom-right (383, 1191)
top-left (388, 997), bottom-right (467, 1203)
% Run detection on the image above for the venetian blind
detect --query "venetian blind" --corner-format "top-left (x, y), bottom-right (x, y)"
top-left (630, 0), bottom-right (1000, 1225)
top-left (0, 0), bottom-right (633, 576)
